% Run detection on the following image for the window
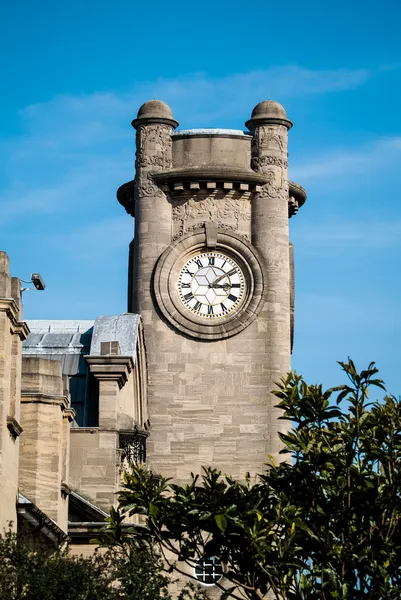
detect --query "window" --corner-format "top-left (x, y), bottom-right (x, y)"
top-left (194, 557), bottom-right (223, 586)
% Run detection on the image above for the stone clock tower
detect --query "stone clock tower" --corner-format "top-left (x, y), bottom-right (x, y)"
top-left (117, 100), bottom-right (306, 482)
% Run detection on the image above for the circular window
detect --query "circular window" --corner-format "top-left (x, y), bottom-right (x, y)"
top-left (194, 556), bottom-right (223, 586)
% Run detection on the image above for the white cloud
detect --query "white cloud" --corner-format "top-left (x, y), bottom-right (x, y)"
top-left (290, 136), bottom-right (401, 183)
top-left (292, 217), bottom-right (401, 252)
top-left (0, 64), bottom-right (389, 230)
top-left (16, 65), bottom-right (372, 141)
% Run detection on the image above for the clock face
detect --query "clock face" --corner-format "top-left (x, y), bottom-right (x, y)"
top-left (177, 251), bottom-right (245, 318)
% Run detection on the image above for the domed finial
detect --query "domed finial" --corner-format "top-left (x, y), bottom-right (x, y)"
top-left (131, 100), bottom-right (179, 129)
top-left (245, 100), bottom-right (292, 131)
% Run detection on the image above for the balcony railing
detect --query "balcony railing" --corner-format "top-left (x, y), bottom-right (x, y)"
top-left (118, 427), bottom-right (149, 467)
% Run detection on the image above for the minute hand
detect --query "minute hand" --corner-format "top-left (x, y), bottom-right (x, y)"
top-left (212, 273), bottom-right (230, 286)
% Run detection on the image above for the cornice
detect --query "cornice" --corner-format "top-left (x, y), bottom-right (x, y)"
top-left (289, 180), bottom-right (307, 208)
top-left (0, 298), bottom-right (30, 340)
top-left (152, 167), bottom-right (269, 187)
top-left (63, 407), bottom-right (77, 421)
top-left (20, 392), bottom-right (70, 411)
top-left (85, 355), bottom-right (134, 389)
top-left (117, 177), bottom-right (307, 220)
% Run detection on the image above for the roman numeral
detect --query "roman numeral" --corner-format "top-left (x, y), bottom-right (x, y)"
top-left (184, 268), bottom-right (194, 275)
top-left (207, 305), bottom-right (214, 315)
top-left (228, 294), bottom-right (237, 302)
top-left (208, 256), bottom-right (215, 266)
top-left (196, 259), bottom-right (203, 269)
top-left (231, 283), bottom-right (240, 288)
top-left (220, 303), bottom-right (228, 313)
top-left (221, 260), bottom-right (226, 269)
top-left (181, 283), bottom-right (190, 288)
top-left (194, 301), bottom-right (202, 311)
top-left (184, 292), bottom-right (194, 301)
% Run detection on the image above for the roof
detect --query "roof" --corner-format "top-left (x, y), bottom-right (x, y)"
top-left (17, 493), bottom-right (69, 545)
top-left (23, 314), bottom-right (141, 374)
top-left (173, 128), bottom-right (251, 137)
top-left (68, 491), bottom-right (108, 523)
top-left (23, 320), bottom-right (94, 376)
top-left (90, 314), bottom-right (140, 359)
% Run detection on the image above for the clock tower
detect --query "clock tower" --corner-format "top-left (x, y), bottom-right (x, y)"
top-left (117, 100), bottom-right (306, 482)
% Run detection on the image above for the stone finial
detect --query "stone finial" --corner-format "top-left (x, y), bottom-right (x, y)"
top-left (245, 100), bottom-right (293, 131)
top-left (131, 99), bottom-right (179, 129)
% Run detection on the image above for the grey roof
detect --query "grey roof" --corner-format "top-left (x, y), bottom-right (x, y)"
top-left (27, 320), bottom-right (95, 334)
top-left (18, 493), bottom-right (68, 543)
top-left (173, 128), bottom-right (251, 137)
top-left (90, 314), bottom-right (140, 359)
top-left (23, 320), bottom-right (94, 376)
top-left (24, 320), bottom-right (94, 355)
top-left (23, 315), bottom-right (141, 375)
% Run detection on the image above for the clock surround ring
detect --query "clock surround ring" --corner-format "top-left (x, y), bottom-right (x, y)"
top-left (153, 229), bottom-right (266, 340)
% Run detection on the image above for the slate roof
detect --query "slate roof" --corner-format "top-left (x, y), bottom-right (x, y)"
top-left (90, 314), bottom-right (140, 360)
top-left (23, 320), bottom-right (94, 376)
top-left (17, 493), bottom-right (68, 544)
top-left (23, 314), bottom-right (141, 373)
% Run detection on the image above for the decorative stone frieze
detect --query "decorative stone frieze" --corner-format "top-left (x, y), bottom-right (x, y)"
top-left (171, 192), bottom-right (251, 241)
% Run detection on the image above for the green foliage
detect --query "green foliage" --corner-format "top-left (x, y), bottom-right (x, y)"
top-left (0, 529), bottom-right (206, 600)
top-left (0, 530), bottom-right (113, 600)
top-left (109, 360), bottom-right (401, 600)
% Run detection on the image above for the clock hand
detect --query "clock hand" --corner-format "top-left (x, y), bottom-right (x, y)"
top-left (212, 272), bottom-right (229, 286)
top-left (210, 283), bottom-right (230, 290)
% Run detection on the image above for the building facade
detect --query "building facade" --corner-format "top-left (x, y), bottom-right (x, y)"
top-left (0, 99), bottom-right (305, 570)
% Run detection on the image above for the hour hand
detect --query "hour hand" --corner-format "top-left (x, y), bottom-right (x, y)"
top-left (210, 283), bottom-right (230, 291)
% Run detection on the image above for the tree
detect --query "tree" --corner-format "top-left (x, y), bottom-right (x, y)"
top-left (0, 528), bottom-right (207, 599)
top-left (107, 360), bottom-right (401, 599)
top-left (0, 530), bottom-right (114, 600)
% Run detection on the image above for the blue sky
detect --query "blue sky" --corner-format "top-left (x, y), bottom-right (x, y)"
top-left (1, 0), bottom-right (400, 395)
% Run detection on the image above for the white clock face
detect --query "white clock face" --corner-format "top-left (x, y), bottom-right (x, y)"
top-left (177, 251), bottom-right (245, 318)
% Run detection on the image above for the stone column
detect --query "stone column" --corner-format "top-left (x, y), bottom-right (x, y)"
top-left (20, 357), bottom-right (72, 532)
top-left (83, 353), bottom-right (134, 510)
top-left (246, 101), bottom-right (293, 458)
top-left (129, 100), bottom-right (178, 319)
top-left (0, 252), bottom-right (29, 532)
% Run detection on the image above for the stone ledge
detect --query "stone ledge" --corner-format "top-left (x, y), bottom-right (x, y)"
top-left (21, 392), bottom-right (70, 410)
top-left (85, 355), bottom-right (134, 389)
top-left (153, 167), bottom-right (268, 187)
top-left (64, 407), bottom-right (76, 421)
top-left (117, 177), bottom-right (307, 219)
top-left (0, 298), bottom-right (30, 340)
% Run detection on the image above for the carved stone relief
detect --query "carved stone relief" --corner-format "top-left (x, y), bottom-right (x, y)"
top-left (288, 196), bottom-right (299, 218)
top-left (172, 194), bottom-right (251, 241)
top-left (135, 124), bottom-right (173, 170)
top-left (257, 169), bottom-right (285, 199)
top-left (135, 172), bottom-right (164, 199)
top-left (250, 155), bottom-right (288, 170)
top-left (251, 124), bottom-right (288, 202)
top-left (251, 125), bottom-right (286, 155)
top-left (134, 124), bottom-right (173, 201)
